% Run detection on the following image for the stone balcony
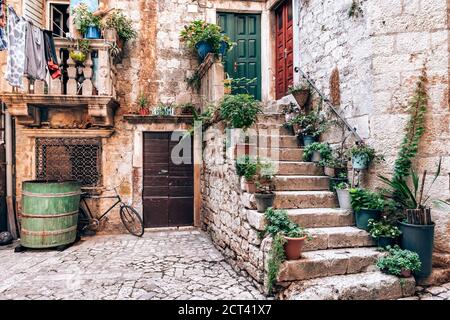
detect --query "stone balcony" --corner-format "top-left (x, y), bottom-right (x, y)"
top-left (0, 38), bottom-right (119, 128)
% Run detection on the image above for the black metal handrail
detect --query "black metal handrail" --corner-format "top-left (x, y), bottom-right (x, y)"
top-left (294, 67), bottom-right (363, 142)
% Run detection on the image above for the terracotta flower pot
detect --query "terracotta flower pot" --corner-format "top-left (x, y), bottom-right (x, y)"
top-left (292, 90), bottom-right (310, 108)
top-left (283, 236), bottom-right (307, 260)
top-left (243, 180), bottom-right (256, 193)
top-left (139, 108), bottom-right (149, 116)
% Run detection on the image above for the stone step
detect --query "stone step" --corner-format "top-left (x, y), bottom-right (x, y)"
top-left (257, 113), bottom-right (285, 124)
top-left (277, 247), bottom-right (382, 282)
top-left (304, 227), bottom-right (375, 251)
top-left (274, 175), bottom-right (329, 191)
top-left (278, 161), bottom-right (323, 175)
top-left (286, 208), bottom-right (355, 228)
top-left (279, 272), bottom-right (416, 300)
top-left (246, 208), bottom-right (354, 232)
top-left (257, 135), bottom-right (298, 149)
top-left (273, 191), bottom-right (337, 209)
top-left (254, 123), bottom-right (293, 136)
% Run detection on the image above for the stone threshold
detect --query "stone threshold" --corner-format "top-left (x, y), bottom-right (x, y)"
top-left (123, 114), bottom-right (194, 124)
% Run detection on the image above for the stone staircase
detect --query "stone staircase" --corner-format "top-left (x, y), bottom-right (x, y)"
top-left (244, 112), bottom-right (416, 300)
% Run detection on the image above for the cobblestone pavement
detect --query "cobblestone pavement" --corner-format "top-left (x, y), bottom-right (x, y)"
top-left (401, 283), bottom-right (450, 300)
top-left (0, 229), bottom-right (265, 300)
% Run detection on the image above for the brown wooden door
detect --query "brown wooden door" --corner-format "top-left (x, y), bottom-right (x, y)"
top-left (275, 0), bottom-right (294, 100)
top-left (143, 132), bottom-right (193, 228)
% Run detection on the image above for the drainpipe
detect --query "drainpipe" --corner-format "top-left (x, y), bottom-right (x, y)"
top-left (4, 105), bottom-right (18, 239)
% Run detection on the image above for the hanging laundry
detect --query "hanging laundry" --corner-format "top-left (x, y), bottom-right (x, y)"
top-left (0, 1), bottom-right (7, 50)
top-left (24, 22), bottom-right (47, 81)
top-left (43, 30), bottom-right (62, 79)
top-left (5, 6), bottom-right (27, 89)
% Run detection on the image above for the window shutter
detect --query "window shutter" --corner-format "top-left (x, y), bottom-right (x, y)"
top-left (23, 0), bottom-right (45, 27)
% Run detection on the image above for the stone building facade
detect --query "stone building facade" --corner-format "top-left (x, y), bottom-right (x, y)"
top-left (0, 0), bottom-right (449, 294)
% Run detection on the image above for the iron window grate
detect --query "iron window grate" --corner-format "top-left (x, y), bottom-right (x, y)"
top-left (35, 137), bottom-right (102, 187)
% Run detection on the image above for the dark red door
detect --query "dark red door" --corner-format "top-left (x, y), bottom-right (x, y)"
top-left (275, 0), bottom-right (294, 100)
top-left (143, 132), bottom-right (193, 228)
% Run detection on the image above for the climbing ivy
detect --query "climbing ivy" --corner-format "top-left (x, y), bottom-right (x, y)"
top-left (266, 234), bottom-right (286, 293)
top-left (392, 71), bottom-right (428, 182)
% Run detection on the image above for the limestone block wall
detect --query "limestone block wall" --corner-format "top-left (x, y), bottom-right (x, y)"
top-left (201, 123), bottom-right (271, 292)
top-left (295, 0), bottom-right (450, 261)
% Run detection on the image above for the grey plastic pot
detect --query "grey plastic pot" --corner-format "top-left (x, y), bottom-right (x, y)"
top-left (336, 188), bottom-right (352, 210)
top-left (398, 221), bottom-right (435, 279)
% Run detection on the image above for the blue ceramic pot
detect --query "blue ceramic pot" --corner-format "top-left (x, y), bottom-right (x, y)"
top-left (85, 26), bottom-right (101, 39)
top-left (196, 41), bottom-right (213, 62)
top-left (219, 41), bottom-right (228, 56)
top-left (352, 153), bottom-right (369, 170)
top-left (302, 135), bottom-right (316, 146)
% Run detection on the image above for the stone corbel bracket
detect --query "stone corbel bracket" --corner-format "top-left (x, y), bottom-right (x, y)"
top-left (0, 94), bottom-right (119, 128)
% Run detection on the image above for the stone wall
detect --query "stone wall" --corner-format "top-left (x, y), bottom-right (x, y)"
top-left (201, 123), bottom-right (271, 292)
top-left (296, 0), bottom-right (450, 268)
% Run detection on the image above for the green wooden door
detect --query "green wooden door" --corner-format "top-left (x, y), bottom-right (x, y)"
top-left (217, 12), bottom-right (261, 100)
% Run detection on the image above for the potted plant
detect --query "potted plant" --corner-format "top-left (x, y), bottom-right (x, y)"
top-left (303, 142), bottom-right (332, 164)
top-left (335, 182), bottom-right (352, 210)
top-left (379, 160), bottom-right (441, 279)
top-left (264, 208), bottom-right (311, 260)
top-left (367, 219), bottom-right (402, 248)
top-left (329, 171), bottom-right (349, 192)
top-left (137, 93), bottom-right (150, 116)
top-left (376, 246), bottom-right (422, 278)
top-left (219, 34), bottom-right (235, 56)
top-left (348, 142), bottom-right (383, 170)
top-left (180, 20), bottom-right (224, 62)
top-left (72, 4), bottom-right (102, 39)
top-left (293, 109), bottom-right (327, 146)
top-left (287, 83), bottom-right (311, 108)
top-left (349, 188), bottom-right (385, 230)
top-left (104, 10), bottom-right (137, 48)
top-left (69, 39), bottom-right (90, 64)
top-left (254, 159), bottom-right (276, 213)
top-left (323, 141), bottom-right (349, 177)
top-left (235, 155), bottom-right (258, 193)
top-left (219, 94), bottom-right (262, 130)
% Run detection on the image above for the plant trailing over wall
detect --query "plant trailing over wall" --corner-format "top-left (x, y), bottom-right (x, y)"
top-left (348, 0), bottom-right (364, 18)
top-left (392, 71), bottom-right (428, 182)
top-left (104, 10), bottom-right (137, 42)
top-left (219, 94), bottom-right (262, 130)
top-left (376, 246), bottom-right (421, 277)
top-left (185, 71), bottom-right (201, 93)
top-left (264, 208), bottom-right (310, 292)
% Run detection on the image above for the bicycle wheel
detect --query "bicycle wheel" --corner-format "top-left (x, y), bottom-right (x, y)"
top-left (77, 207), bottom-right (90, 233)
top-left (120, 205), bottom-right (144, 237)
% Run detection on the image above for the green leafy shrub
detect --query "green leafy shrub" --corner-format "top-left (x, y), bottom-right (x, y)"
top-left (219, 94), bottom-right (262, 129)
top-left (290, 110), bottom-right (327, 137)
top-left (264, 208), bottom-right (309, 239)
top-left (235, 155), bottom-right (258, 181)
top-left (367, 219), bottom-right (401, 239)
top-left (105, 10), bottom-right (137, 42)
top-left (303, 142), bottom-right (332, 165)
top-left (267, 234), bottom-right (286, 293)
top-left (335, 182), bottom-right (350, 190)
top-left (349, 188), bottom-right (385, 212)
top-left (376, 246), bottom-right (421, 276)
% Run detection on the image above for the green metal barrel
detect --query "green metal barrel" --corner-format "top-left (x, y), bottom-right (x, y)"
top-left (21, 181), bottom-right (81, 248)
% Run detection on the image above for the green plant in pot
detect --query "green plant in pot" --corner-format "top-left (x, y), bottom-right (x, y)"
top-left (179, 20), bottom-right (224, 62)
top-left (219, 94), bottom-right (262, 130)
top-left (104, 10), bottom-right (137, 46)
top-left (235, 155), bottom-right (258, 193)
top-left (348, 142), bottom-right (383, 170)
top-left (136, 93), bottom-right (149, 116)
top-left (254, 159), bottom-right (276, 213)
top-left (376, 246), bottom-right (421, 278)
top-left (69, 39), bottom-right (90, 64)
top-left (264, 208), bottom-right (312, 292)
top-left (349, 188), bottom-right (385, 230)
top-left (303, 142), bottom-right (332, 164)
top-left (294, 109), bottom-right (327, 146)
top-left (378, 159), bottom-right (441, 279)
top-left (367, 219), bottom-right (401, 248)
top-left (72, 4), bottom-right (102, 39)
top-left (287, 82), bottom-right (311, 108)
top-left (335, 182), bottom-right (352, 210)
